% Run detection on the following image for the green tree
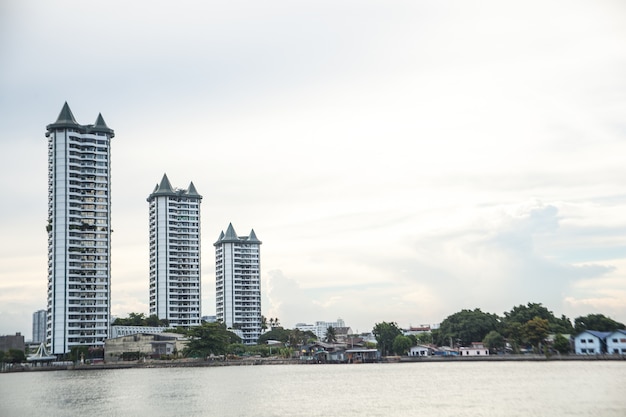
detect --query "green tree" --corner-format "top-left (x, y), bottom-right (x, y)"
top-left (503, 303), bottom-right (573, 335)
top-left (146, 314), bottom-right (161, 327)
top-left (552, 334), bottom-right (571, 354)
top-left (257, 327), bottom-right (290, 344)
top-left (183, 322), bottom-right (241, 357)
top-left (416, 332), bottom-right (433, 345)
top-left (261, 315), bottom-right (268, 331)
top-left (437, 309), bottom-right (500, 347)
top-left (325, 326), bottom-right (337, 343)
top-left (483, 330), bottom-right (505, 353)
top-left (392, 335), bottom-right (412, 355)
top-left (373, 321), bottom-right (402, 356)
top-left (6, 349), bottom-right (26, 363)
top-left (574, 314), bottom-right (625, 333)
top-left (522, 316), bottom-right (550, 350)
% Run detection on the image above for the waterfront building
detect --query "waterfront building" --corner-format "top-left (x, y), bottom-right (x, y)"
top-left (32, 309), bottom-right (47, 344)
top-left (574, 330), bottom-right (610, 354)
top-left (214, 224), bottom-right (262, 345)
top-left (46, 103), bottom-right (114, 355)
top-left (606, 330), bottom-right (626, 355)
top-left (148, 174), bottom-right (202, 327)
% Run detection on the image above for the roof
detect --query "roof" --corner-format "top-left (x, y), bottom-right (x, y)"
top-left (214, 223), bottom-right (262, 246)
top-left (147, 173), bottom-right (202, 201)
top-left (578, 330), bottom-right (612, 339)
top-left (46, 102), bottom-right (115, 138)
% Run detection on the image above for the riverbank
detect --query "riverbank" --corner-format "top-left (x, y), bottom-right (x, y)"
top-left (3, 353), bottom-right (625, 373)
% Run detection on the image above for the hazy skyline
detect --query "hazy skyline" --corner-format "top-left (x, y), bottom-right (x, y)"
top-left (1, 0), bottom-right (626, 339)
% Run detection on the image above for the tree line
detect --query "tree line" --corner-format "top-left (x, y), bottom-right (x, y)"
top-left (373, 302), bottom-right (625, 356)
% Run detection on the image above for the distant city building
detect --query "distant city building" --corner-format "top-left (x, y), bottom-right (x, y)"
top-left (0, 333), bottom-right (25, 352)
top-left (32, 310), bottom-right (47, 344)
top-left (46, 103), bottom-right (114, 355)
top-left (295, 318), bottom-right (346, 341)
top-left (214, 224), bottom-right (262, 345)
top-left (148, 174), bottom-right (202, 327)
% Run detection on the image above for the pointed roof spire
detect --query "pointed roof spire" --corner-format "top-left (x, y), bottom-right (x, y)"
top-left (46, 102), bottom-right (79, 132)
top-left (56, 102), bottom-right (77, 124)
top-left (92, 113), bottom-right (115, 137)
top-left (147, 173), bottom-right (177, 200)
top-left (214, 230), bottom-right (225, 246)
top-left (215, 223), bottom-right (241, 244)
top-left (224, 223), bottom-right (238, 240)
top-left (186, 181), bottom-right (202, 199)
top-left (247, 229), bottom-right (262, 244)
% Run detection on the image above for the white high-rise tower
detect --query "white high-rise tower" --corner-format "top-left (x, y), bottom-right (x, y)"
top-left (46, 102), bottom-right (114, 355)
top-left (148, 174), bottom-right (202, 327)
top-left (214, 224), bottom-right (262, 345)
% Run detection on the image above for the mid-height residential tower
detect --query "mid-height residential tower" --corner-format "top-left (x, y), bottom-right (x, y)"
top-left (214, 224), bottom-right (262, 345)
top-left (46, 102), bottom-right (114, 355)
top-left (148, 174), bottom-right (202, 327)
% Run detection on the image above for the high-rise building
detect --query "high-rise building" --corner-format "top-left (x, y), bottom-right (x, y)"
top-left (148, 174), bottom-right (202, 327)
top-left (32, 309), bottom-right (47, 344)
top-left (46, 102), bottom-right (114, 355)
top-left (214, 224), bottom-right (262, 345)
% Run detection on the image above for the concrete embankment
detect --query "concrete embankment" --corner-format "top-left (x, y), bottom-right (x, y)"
top-left (400, 354), bottom-right (626, 363)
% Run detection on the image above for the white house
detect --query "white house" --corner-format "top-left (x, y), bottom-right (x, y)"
top-left (409, 345), bottom-right (432, 357)
top-left (459, 342), bottom-right (489, 356)
top-left (574, 330), bottom-right (610, 354)
top-left (606, 330), bottom-right (626, 355)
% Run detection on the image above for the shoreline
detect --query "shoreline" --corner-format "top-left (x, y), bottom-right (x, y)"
top-left (3, 353), bottom-right (625, 373)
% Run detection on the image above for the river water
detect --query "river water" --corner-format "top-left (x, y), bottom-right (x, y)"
top-left (1, 361), bottom-right (625, 416)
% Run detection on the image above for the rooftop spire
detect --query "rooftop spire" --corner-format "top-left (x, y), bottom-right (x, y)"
top-left (92, 113), bottom-right (115, 137)
top-left (56, 102), bottom-right (78, 125)
top-left (186, 181), bottom-right (202, 198)
top-left (147, 173), bottom-right (177, 200)
top-left (247, 229), bottom-right (262, 244)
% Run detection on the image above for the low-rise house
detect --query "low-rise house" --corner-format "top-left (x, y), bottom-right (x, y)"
top-left (345, 348), bottom-right (380, 363)
top-left (459, 342), bottom-right (489, 356)
top-left (104, 332), bottom-right (187, 361)
top-left (574, 330), bottom-right (611, 354)
top-left (606, 330), bottom-right (626, 355)
top-left (408, 345), bottom-right (432, 357)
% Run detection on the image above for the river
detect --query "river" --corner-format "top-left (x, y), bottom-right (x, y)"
top-left (1, 361), bottom-right (624, 416)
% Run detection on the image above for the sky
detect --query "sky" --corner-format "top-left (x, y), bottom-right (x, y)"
top-left (1, 0), bottom-right (625, 339)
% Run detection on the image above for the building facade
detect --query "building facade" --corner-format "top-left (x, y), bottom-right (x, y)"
top-left (606, 330), bottom-right (626, 355)
top-left (32, 310), bottom-right (47, 344)
top-left (214, 224), bottom-right (262, 345)
top-left (574, 330), bottom-right (610, 354)
top-left (148, 174), bottom-right (202, 327)
top-left (46, 103), bottom-right (114, 355)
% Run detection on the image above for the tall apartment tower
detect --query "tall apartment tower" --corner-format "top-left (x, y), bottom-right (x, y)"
top-left (148, 174), bottom-right (202, 327)
top-left (214, 224), bottom-right (262, 345)
top-left (32, 309), bottom-right (47, 344)
top-left (45, 102), bottom-right (114, 355)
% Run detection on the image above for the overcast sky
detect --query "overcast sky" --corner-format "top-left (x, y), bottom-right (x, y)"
top-left (1, 0), bottom-right (625, 339)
